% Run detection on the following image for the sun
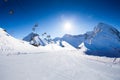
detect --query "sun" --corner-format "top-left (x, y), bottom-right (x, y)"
top-left (64, 22), bottom-right (72, 32)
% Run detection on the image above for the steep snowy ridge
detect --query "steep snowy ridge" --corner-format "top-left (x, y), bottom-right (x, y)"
top-left (0, 28), bottom-right (40, 54)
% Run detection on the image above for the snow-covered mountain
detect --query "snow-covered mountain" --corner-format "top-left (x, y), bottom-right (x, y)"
top-left (54, 23), bottom-right (120, 57)
top-left (84, 23), bottom-right (120, 57)
top-left (54, 34), bottom-right (85, 48)
top-left (23, 32), bottom-right (45, 46)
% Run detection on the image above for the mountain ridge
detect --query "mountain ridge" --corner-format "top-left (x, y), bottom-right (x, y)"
top-left (54, 22), bottom-right (120, 57)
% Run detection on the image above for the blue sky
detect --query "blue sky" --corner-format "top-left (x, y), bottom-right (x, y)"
top-left (0, 0), bottom-right (120, 39)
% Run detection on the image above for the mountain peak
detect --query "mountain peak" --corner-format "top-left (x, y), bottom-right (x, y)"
top-left (63, 34), bottom-right (72, 37)
top-left (97, 22), bottom-right (112, 28)
top-left (96, 22), bottom-right (117, 30)
top-left (94, 23), bottom-right (119, 34)
top-left (23, 32), bottom-right (39, 42)
top-left (23, 32), bottom-right (45, 46)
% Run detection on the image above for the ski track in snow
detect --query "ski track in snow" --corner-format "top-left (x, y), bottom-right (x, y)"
top-left (0, 50), bottom-right (120, 80)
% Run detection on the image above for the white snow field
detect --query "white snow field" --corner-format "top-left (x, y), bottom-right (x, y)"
top-left (0, 27), bottom-right (120, 80)
top-left (0, 51), bottom-right (120, 80)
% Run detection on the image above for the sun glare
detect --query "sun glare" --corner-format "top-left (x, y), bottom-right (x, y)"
top-left (64, 22), bottom-right (72, 32)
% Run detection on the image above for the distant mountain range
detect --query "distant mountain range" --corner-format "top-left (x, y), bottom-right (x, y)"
top-left (53, 23), bottom-right (120, 57)
top-left (0, 22), bottom-right (120, 57)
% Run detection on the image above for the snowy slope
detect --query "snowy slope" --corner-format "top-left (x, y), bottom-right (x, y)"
top-left (0, 51), bottom-right (120, 80)
top-left (0, 28), bottom-right (43, 54)
top-left (78, 42), bottom-right (88, 52)
top-left (0, 28), bottom-right (76, 54)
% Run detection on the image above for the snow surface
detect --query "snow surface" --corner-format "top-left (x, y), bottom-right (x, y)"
top-left (0, 51), bottom-right (120, 80)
